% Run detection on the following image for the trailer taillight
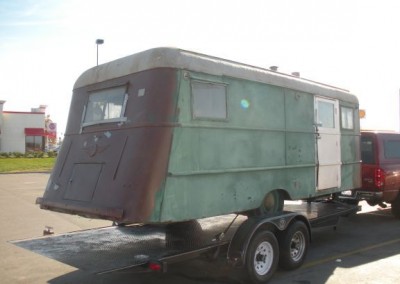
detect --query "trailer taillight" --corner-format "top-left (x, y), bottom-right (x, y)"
top-left (374, 168), bottom-right (385, 188)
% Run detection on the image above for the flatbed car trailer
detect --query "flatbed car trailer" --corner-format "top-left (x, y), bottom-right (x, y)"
top-left (12, 199), bottom-right (358, 283)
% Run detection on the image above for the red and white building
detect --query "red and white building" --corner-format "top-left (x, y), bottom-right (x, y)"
top-left (0, 101), bottom-right (57, 153)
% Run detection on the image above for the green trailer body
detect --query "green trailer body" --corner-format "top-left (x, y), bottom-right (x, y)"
top-left (37, 47), bottom-right (361, 224)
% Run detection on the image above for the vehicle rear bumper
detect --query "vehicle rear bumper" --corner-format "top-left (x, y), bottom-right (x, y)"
top-left (354, 191), bottom-right (383, 201)
top-left (338, 190), bottom-right (383, 202)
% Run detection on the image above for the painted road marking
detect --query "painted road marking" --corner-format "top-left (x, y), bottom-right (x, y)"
top-left (302, 238), bottom-right (400, 269)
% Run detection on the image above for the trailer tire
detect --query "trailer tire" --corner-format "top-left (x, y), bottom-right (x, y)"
top-left (279, 221), bottom-right (309, 270)
top-left (246, 231), bottom-right (279, 283)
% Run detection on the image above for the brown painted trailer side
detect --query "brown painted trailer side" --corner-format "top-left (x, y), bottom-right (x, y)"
top-left (38, 68), bottom-right (179, 223)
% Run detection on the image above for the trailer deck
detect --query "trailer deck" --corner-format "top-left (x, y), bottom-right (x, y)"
top-left (11, 200), bottom-right (357, 274)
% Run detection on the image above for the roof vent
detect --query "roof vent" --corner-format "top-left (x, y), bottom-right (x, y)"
top-left (269, 66), bottom-right (278, 72)
top-left (291, 72), bottom-right (300, 77)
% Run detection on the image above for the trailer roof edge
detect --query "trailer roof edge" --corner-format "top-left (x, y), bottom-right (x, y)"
top-left (74, 47), bottom-right (358, 104)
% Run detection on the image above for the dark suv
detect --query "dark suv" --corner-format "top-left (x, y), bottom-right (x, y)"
top-left (352, 131), bottom-right (400, 218)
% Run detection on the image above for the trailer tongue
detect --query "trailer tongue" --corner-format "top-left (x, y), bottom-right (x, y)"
top-left (11, 200), bottom-right (358, 279)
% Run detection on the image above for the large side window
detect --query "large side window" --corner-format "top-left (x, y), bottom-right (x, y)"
top-left (25, 136), bottom-right (44, 152)
top-left (341, 107), bottom-right (354, 129)
top-left (83, 86), bottom-right (127, 126)
top-left (384, 140), bottom-right (400, 159)
top-left (191, 81), bottom-right (227, 120)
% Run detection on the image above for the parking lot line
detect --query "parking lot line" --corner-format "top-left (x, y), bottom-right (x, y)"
top-left (302, 237), bottom-right (400, 269)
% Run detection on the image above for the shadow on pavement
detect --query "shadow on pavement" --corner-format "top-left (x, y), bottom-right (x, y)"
top-left (48, 207), bottom-right (400, 284)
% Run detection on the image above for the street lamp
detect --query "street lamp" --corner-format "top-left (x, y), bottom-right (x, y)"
top-left (96, 39), bottom-right (104, 66)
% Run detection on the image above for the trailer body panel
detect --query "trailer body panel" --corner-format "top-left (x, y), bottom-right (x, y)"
top-left (37, 48), bottom-right (361, 224)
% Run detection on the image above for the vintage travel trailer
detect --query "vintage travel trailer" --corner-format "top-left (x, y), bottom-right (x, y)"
top-left (37, 47), bottom-right (361, 224)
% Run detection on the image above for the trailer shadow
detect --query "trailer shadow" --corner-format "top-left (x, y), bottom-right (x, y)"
top-left (47, 207), bottom-right (400, 284)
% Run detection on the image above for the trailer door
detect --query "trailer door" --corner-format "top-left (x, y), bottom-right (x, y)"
top-left (315, 97), bottom-right (341, 190)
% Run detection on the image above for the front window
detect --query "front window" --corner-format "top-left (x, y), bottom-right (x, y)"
top-left (83, 86), bottom-right (128, 127)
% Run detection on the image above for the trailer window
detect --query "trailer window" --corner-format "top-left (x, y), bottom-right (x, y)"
top-left (83, 86), bottom-right (127, 127)
top-left (191, 81), bottom-right (227, 120)
top-left (341, 107), bottom-right (354, 129)
top-left (316, 100), bottom-right (335, 128)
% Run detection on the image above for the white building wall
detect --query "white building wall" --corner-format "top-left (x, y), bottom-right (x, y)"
top-left (1, 112), bottom-right (45, 153)
top-left (0, 101), bottom-right (4, 150)
top-left (0, 101), bottom-right (4, 125)
top-left (0, 100), bottom-right (6, 152)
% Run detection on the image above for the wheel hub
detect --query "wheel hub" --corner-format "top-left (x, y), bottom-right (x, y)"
top-left (253, 241), bottom-right (273, 275)
top-left (290, 231), bottom-right (305, 261)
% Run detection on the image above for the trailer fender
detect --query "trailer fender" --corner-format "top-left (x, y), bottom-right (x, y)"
top-left (227, 212), bottom-right (310, 268)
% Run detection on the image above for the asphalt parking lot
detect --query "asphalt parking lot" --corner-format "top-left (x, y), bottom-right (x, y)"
top-left (1, 173), bottom-right (400, 284)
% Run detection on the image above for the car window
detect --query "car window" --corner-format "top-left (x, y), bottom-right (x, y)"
top-left (361, 136), bottom-right (375, 164)
top-left (384, 140), bottom-right (400, 159)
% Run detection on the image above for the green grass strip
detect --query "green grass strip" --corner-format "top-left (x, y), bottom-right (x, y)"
top-left (0, 158), bottom-right (56, 173)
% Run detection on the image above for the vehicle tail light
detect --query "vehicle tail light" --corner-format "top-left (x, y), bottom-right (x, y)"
top-left (148, 261), bottom-right (163, 272)
top-left (374, 168), bottom-right (385, 188)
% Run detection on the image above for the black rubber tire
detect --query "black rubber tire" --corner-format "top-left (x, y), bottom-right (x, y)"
top-left (367, 200), bottom-right (379, 207)
top-left (391, 195), bottom-right (400, 219)
top-left (259, 191), bottom-right (284, 215)
top-left (246, 231), bottom-right (279, 283)
top-left (112, 221), bottom-right (126, 227)
top-left (165, 220), bottom-right (203, 249)
top-left (343, 199), bottom-right (360, 206)
top-left (279, 221), bottom-right (309, 270)
top-left (242, 191), bottom-right (284, 217)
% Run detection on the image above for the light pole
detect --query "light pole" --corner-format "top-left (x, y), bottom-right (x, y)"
top-left (96, 39), bottom-right (104, 66)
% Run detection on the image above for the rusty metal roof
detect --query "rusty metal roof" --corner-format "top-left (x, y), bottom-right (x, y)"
top-left (74, 47), bottom-right (358, 104)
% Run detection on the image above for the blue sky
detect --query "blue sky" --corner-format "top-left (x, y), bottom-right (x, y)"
top-left (1, 0), bottom-right (400, 135)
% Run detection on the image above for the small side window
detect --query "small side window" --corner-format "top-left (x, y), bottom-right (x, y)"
top-left (191, 81), bottom-right (227, 120)
top-left (341, 107), bottom-right (354, 129)
top-left (83, 86), bottom-right (128, 127)
top-left (361, 136), bottom-right (375, 164)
